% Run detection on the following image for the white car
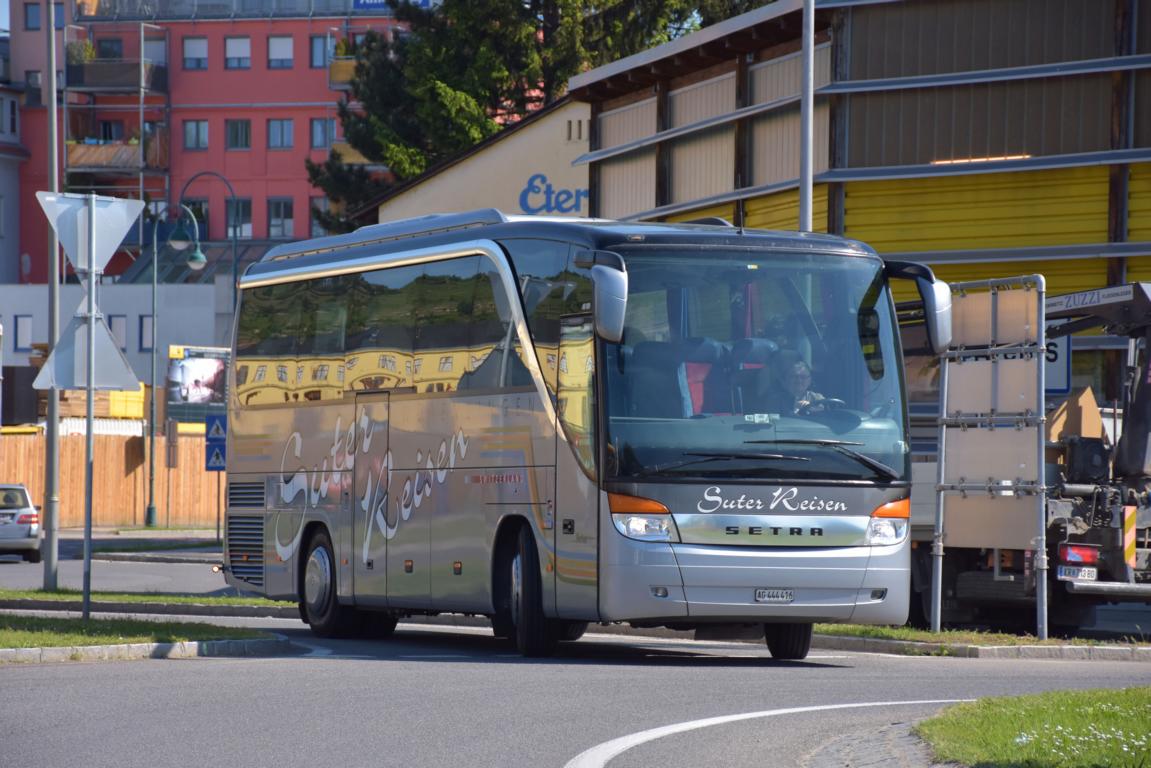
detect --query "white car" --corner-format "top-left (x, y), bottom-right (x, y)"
top-left (0, 484), bottom-right (41, 563)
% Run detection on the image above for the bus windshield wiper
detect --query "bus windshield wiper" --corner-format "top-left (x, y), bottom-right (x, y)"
top-left (646, 451), bottom-right (809, 475)
top-left (744, 439), bottom-right (899, 481)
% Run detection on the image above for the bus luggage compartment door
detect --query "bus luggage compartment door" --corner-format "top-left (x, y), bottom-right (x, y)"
top-left (352, 394), bottom-right (391, 607)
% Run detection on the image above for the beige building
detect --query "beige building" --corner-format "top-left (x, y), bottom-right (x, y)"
top-left (373, 97), bottom-right (589, 222)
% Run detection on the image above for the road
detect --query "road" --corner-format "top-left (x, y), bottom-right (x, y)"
top-left (1, 619), bottom-right (1148, 768)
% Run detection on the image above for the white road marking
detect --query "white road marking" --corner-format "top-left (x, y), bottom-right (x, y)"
top-left (563, 699), bottom-right (972, 768)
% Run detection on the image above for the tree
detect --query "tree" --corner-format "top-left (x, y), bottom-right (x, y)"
top-left (308, 0), bottom-right (774, 232)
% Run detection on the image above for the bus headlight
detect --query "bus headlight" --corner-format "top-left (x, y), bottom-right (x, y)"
top-left (608, 493), bottom-right (680, 543)
top-left (866, 498), bottom-right (910, 546)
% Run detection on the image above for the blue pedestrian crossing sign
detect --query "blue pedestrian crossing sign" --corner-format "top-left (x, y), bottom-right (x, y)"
top-left (205, 413), bottom-right (227, 472)
top-left (206, 444), bottom-right (226, 472)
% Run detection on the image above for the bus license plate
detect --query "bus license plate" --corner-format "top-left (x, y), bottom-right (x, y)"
top-left (755, 588), bottom-right (794, 604)
top-left (1056, 566), bottom-right (1097, 582)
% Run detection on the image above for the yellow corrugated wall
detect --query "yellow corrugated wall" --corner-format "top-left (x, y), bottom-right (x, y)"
top-left (844, 167), bottom-right (1110, 253)
top-left (743, 185), bottom-right (829, 232)
top-left (663, 203), bottom-right (736, 223)
top-left (890, 258), bottom-right (1109, 305)
top-left (1128, 162), bottom-right (1151, 250)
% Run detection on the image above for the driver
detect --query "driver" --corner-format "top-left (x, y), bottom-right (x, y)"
top-left (761, 351), bottom-right (824, 414)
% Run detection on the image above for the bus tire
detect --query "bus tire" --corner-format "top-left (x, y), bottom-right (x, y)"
top-left (358, 611), bottom-right (399, 639)
top-left (555, 620), bottom-right (588, 642)
top-left (764, 622), bottom-right (813, 660)
top-left (510, 525), bottom-right (558, 657)
top-left (301, 529), bottom-right (359, 638)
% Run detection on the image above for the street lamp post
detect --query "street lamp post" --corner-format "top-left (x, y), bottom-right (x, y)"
top-left (177, 170), bottom-right (239, 313)
top-left (145, 204), bottom-right (206, 528)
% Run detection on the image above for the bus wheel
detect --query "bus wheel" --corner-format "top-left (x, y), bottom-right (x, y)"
top-left (764, 623), bottom-right (813, 660)
top-left (555, 621), bottom-right (588, 642)
top-left (301, 529), bottom-right (358, 638)
top-left (358, 611), bottom-right (399, 639)
top-left (509, 526), bottom-right (558, 657)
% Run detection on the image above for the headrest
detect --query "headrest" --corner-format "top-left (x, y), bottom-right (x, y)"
top-left (631, 341), bottom-right (682, 368)
top-left (731, 338), bottom-right (778, 365)
top-left (680, 337), bottom-right (725, 363)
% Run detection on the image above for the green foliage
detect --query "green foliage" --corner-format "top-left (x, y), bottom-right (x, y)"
top-left (916, 687), bottom-right (1151, 768)
top-left (308, 1), bottom-right (775, 232)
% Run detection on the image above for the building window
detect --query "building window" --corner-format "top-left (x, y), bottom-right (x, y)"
top-left (183, 119), bottom-right (208, 149)
top-left (268, 36), bottom-right (293, 69)
top-left (183, 199), bottom-right (209, 239)
top-left (139, 315), bottom-right (153, 352)
top-left (8, 100), bottom-right (16, 134)
top-left (183, 37), bottom-right (208, 70)
top-left (310, 197), bottom-right (328, 237)
top-left (225, 37), bottom-right (250, 69)
top-left (99, 120), bottom-right (124, 141)
top-left (227, 198), bottom-right (252, 239)
top-left (310, 35), bottom-right (333, 68)
top-left (438, 356), bottom-right (453, 372)
top-left (310, 117), bottom-right (337, 149)
top-left (225, 119), bottom-right (251, 150)
top-left (268, 198), bottom-right (294, 239)
top-left (24, 3), bottom-right (40, 29)
top-left (25, 71), bottom-right (41, 107)
top-left (108, 315), bottom-right (127, 351)
top-left (253, 365), bottom-right (267, 382)
top-left (14, 315), bottom-right (33, 351)
top-left (267, 118), bottom-right (293, 149)
top-left (96, 38), bottom-right (123, 59)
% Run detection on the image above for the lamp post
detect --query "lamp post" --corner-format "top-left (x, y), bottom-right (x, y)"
top-left (145, 204), bottom-right (206, 528)
top-left (177, 170), bottom-right (238, 313)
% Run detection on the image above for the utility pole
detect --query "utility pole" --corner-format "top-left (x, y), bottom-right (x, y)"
top-left (43, 0), bottom-right (61, 590)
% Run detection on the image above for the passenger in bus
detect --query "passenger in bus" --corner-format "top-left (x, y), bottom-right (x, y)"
top-left (760, 350), bottom-right (825, 414)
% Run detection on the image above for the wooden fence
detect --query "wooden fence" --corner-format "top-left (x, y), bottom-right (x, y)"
top-left (1, 433), bottom-right (225, 529)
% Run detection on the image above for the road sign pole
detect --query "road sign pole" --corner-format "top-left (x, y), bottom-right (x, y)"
top-left (43, 0), bottom-right (60, 592)
top-left (81, 193), bottom-right (97, 621)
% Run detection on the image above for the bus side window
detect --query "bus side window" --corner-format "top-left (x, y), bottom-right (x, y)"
top-left (346, 264), bottom-right (422, 391)
top-left (502, 239), bottom-right (593, 397)
top-left (413, 257), bottom-right (481, 393)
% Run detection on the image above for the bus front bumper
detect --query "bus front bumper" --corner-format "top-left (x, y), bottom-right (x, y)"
top-left (599, 537), bottom-right (909, 626)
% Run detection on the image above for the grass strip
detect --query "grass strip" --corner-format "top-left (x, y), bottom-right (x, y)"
top-left (0, 588), bottom-right (295, 608)
top-left (813, 623), bottom-right (1148, 647)
top-left (0, 614), bottom-right (267, 649)
top-left (916, 687), bottom-right (1151, 768)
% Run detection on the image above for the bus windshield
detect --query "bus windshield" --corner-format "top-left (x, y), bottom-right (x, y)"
top-left (602, 246), bottom-right (908, 483)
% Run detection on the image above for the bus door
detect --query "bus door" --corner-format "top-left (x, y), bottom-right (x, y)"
top-left (352, 393), bottom-right (390, 607)
top-left (553, 314), bottom-right (600, 618)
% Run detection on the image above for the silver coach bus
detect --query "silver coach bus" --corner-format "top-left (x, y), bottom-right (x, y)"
top-left (223, 210), bottom-right (951, 658)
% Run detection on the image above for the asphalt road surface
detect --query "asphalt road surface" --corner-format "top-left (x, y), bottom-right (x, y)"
top-left (1, 619), bottom-right (1148, 768)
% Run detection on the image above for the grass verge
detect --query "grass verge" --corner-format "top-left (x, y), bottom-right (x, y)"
top-left (813, 623), bottom-right (1148, 647)
top-left (0, 614), bottom-right (267, 649)
top-left (0, 588), bottom-right (295, 608)
top-left (92, 540), bottom-right (221, 553)
top-left (916, 687), bottom-right (1151, 768)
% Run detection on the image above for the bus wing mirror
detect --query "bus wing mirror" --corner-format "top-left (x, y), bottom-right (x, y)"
top-left (917, 277), bottom-right (952, 354)
top-left (885, 260), bottom-right (952, 354)
top-left (591, 264), bottom-right (628, 343)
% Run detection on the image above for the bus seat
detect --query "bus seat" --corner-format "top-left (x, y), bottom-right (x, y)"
top-left (681, 338), bottom-right (729, 414)
top-left (730, 338), bottom-right (778, 412)
top-left (629, 341), bottom-right (692, 417)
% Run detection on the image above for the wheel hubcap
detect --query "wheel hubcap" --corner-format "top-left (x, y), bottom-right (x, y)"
top-left (510, 551), bottom-right (522, 627)
top-left (304, 546), bottom-right (332, 614)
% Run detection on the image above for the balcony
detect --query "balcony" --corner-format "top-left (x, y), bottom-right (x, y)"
top-left (65, 131), bottom-right (169, 172)
top-left (331, 140), bottom-right (378, 167)
top-left (66, 60), bottom-right (168, 92)
top-left (329, 57), bottom-right (355, 90)
top-left (80, 0), bottom-right (394, 20)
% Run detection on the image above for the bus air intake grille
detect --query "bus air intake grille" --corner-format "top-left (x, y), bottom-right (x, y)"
top-left (228, 481), bottom-right (265, 509)
top-left (227, 515), bottom-right (264, 587)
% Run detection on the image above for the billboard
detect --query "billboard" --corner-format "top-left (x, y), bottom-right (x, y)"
top-left (166, 345), bottom-right (228, 424)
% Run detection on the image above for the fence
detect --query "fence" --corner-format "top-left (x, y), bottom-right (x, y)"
top-left (1, 433), bottom-right (225, 529)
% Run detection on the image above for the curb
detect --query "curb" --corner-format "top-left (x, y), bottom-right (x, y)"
top-left (4, 600), bottom-right (1148, 662)
top-left (91, 553), bottom-right (221, 565)
top-left (0, 637), bottom-right (294, 664)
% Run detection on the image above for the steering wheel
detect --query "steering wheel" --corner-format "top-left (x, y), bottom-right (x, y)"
top-left (796, 397), bottom-right (846, 415)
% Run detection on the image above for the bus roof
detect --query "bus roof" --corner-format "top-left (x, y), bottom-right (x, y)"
top-left (243, 209), bottom-right (878, 287)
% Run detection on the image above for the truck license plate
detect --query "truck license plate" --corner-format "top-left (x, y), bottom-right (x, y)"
top-left (1056, 566), bottom-right (1097, 582)
top-left (755, 588), bottom-right (794, 604)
